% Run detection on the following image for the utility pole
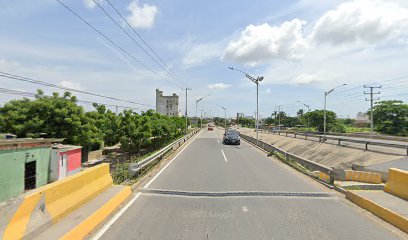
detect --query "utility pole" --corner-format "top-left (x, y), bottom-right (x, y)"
top-left (183, 88), bottom-right (192, 133)
top-left (364, 85), bottom-right (381, 134)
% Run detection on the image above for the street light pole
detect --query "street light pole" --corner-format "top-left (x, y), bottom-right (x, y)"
top-left (183, 88), bottom-right (192, 133)
top-left (200, 109), bottom-right (204, 128)
top-left (323, 84), bottom-right (347, 138)
top-left (220, 106), bottom-right (227, 131)
top-left (298, 101), bottom-right (311, 132)
top-left (228, 67), bottom-right (263, 145)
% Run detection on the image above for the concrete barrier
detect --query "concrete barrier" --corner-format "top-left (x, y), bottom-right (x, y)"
top-left (384, 168), bottom-right (408, 200)
top-left (344, 170), bottom-right (382, 184)
top-left (2, 163), bottom-right (113, 240)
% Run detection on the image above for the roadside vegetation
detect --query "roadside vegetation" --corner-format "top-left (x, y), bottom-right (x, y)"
top-left (0, 90), bottom-right (187, 153)
top-left (215, 100), bottom-right (407, 137)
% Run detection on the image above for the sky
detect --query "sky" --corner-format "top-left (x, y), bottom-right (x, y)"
top-left (0, 0), bottom-right (407, 119)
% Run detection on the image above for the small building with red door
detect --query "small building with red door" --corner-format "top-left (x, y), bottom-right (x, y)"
top-left (49, 145), bottom-right (82, 182)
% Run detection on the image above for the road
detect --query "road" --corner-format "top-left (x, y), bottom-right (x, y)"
top-left (93, 128), bottom-right (402, 240)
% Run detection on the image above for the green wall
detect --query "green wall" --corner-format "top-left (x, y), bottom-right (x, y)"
top-left (0, 147), bottom-right (51, 203)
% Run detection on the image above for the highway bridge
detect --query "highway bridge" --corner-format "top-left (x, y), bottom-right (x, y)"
top-left (90, 128), bottom-right (404, 240)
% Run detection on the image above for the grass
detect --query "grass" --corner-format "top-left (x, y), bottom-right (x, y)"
top-left (344, 126), bottom-right (371, 133)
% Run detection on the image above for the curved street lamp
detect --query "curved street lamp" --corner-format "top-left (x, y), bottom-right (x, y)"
top-left (324, 84), bottom-right (347, 138)
top-left (228, 67), bottom-right (263, 145)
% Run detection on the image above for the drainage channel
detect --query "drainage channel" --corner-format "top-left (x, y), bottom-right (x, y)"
top-left (139, 189), bottom-right (336, 198)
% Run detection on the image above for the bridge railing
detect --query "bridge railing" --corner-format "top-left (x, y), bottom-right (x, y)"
top-left (128, 129), bottom-right (201, 177)
top-left (262, 129), bottom-right (408, 155)
top-left (240, 134), bottom-right (338, 183)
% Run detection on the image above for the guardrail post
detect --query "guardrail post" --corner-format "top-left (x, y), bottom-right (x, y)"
top-left (305, 134), bottom-right (307, 140)
top-left (319, 136), bottom-right (322, 142)
top-left (338, 139), bottom-right (341, 146)
top-left (365, 142), bottom-right (368, 151)
top-left (294, 133), bottom-right (297, 138)
top-left (285, 132), bottom-right (288, 137)
top-left (329, 175), bottom-right (334, 184)
top-left (407, 146), bottom-right (408, 156)
top-left (278, 132), bottom-right (280, 135)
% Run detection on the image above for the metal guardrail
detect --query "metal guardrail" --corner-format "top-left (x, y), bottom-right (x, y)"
top-left (240, 134), bottom-right (337, 183)
top-left (265, 130), bottom-right (408, 155)
top-left (128, 129), bottom-right (201, 177)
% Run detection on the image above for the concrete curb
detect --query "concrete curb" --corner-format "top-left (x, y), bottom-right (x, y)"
top-left (345, 170), bottom-right (382, 184)
top-left (346, 191), bottom-right (408, 234)
top-left (60, 186), bottom-right (132, 240)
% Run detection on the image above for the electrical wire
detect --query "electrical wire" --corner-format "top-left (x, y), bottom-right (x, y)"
top-left (55, 0), bottom-right (180, 88)
top-left (0, 71), bottom-right (153, 107)
top-left (0, 87), bottom-right (148, 111)
top-left (104, 0), bottom-right (185, 85)
top-left (91, 0), bottom-right (182, 87)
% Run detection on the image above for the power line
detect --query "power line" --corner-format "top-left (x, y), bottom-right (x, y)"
top-left (91, 0), bottom-right (183, 87)
top-left (55, 0), bottom-right (179, 88)
top-left (104, 0), bottom-right (185, 85)
top-left (0, 71), bottom-right (153, 107)
top-left (0, 87), bottom-right (147, 111)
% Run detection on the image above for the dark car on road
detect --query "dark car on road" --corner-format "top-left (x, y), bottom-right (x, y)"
top-left (223, 130), bottom-right (240, 145)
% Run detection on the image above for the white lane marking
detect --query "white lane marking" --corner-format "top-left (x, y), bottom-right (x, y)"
top-left (144, 130), bottom-right (202, 188)
top-left (217, 139), bottom-right (220, 143)
top-left (90, 192), bottom-right (141, 240)
top-left (242, 206), bottom-right (248, 212)
top-left (90, 130), bottom-right (202, 240)
top-left (221, 149), bottom-right (228, 162)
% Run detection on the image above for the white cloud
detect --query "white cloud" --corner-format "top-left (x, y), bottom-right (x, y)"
top-left (223, 19), bottom-right (308, 66)
top-left (59, 81), bottom-right (83, 90)
top-left (207, 83), bottom-right (231, 90)
top-left (126, 1), bottom-right (158, 29)
top-left (311, 0), bottom-right (408, 45)
top-left (290, 73), bottom-right (323, 85)
top-left (182, 42), bottom-right (224, 68)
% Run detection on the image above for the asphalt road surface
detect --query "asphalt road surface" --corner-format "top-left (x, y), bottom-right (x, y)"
top-left (93, 128), bottom-right (403, 240)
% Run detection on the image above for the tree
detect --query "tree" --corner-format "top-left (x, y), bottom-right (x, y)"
top-left (302, 110), bottom-right (345, 133)
top-left (0, 90), bottom-right (103, 149)
top-left (370, 100), bottom-right (408, 136)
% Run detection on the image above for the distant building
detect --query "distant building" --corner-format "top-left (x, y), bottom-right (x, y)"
top-left (354, 112), bottom-right (370, 127)
top-left (155, 89), bottom-right (179, 116)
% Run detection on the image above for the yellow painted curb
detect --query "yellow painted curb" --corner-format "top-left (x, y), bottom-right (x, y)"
top-left (346, 191), bottom-right (408, 234)
top-left (2, 193), bottom-right (42, 240)
top-left (344, 170), bottom-right (382, 184)
top-left (312, 171), bottom-right (331, 182)
top-left (60, 186), bottom-right (132, 240)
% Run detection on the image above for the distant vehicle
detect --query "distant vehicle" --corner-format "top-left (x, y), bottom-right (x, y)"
top-left (207, 124), bottom-right (214, 131)
top-left (223, 130), bottom-right (240, 145)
